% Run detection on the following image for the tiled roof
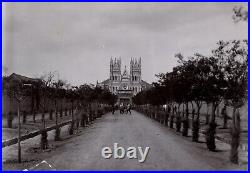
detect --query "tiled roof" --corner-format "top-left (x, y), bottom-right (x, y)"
top-left (7, 73), bottom-right (41, 83)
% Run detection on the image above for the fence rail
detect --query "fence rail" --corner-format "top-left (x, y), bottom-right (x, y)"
top-left (2, 120), bottom-right (72, 148)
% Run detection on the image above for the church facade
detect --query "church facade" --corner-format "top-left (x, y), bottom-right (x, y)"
top-left (98, 57), bottom-right (151, 105)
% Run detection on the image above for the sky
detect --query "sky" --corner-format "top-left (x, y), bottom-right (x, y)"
top-left (2, 2), bottom-right (248, 86)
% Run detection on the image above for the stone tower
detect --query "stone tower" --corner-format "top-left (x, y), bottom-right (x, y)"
top-left (130, 57), bottom-right (142, 94)
top-left (110, 57), bottom-right (121, 82)
top-left (130, 57), bottom-right (141, 83)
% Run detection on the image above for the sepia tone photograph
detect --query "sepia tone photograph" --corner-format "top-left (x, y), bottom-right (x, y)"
top-left (2, 2), bottom-right (248, 170)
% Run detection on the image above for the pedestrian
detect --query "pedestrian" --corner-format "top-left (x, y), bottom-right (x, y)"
top-left (120, 103), bottom-right (124, 114)
top-left (127, 104), bottom-right (131, 114)
top-left (112, 105), bottom-right (115, 114)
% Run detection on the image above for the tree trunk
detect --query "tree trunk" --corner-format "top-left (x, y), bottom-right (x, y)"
top-left (31, 92), bottom-right (34, 113)
top-left (81, 113), bottom-right (86, 127)
top-left (42, 112), bottom-right (45, 122)
top-left (192, 119), bottom-right (199, 142)
top-left (182, 103), bottom-right (185, 116)
top-left (65, 108), bottom-right (68, 116)
top-left (54, 126), bottom-right (61, 141)
top-left (55, 110), bottom-right (58, 125)
top-left (196, 102), bottom-right (201, 121)
top-left (49, 109), bottom-right (53, 120)
top-left (60, 107), bottom-right (63, 117)
top-left (211, 102), bottom-right (217, 123)
top-left (192, 103), bottom-right (200, 142)
top-left (22, 111), bottom-right (27, 124)
top-left (222, 106), bottom-right (228, 129)
top-left (69, 120), bottom-right (74, 135)
top-left (69, 104), bottom-right (75, 135)
top-left (205, 102), bottom-right (210, 124)
top-left (182, 102), bottom-right (189, 137)
top-left (165, 110), bottom-right (169, 127)
top-left (156, 105), bottom-right (160, 122)
top-left (178, 104), bottom-right (181, 114)
top-left (76, 118), bottom-right (79, 132)
top-left (176, 112), bottom-right (181, 132)
top-left (40, 120), bottom-right (48, 150)
top-left (230, 107), bottom-right (241, 164)
top-left (205, 102), bottom-right (217, 151)
top-left (170, 115), bottom-right (174, 129)
top-left (33, 110), bottom-right (36, 123)
top-left (223, 115), bottom-right (228, 129)
top-left (7, 111), bottom-right (13, 128)
top-left (192, 109), bottom-right (195, 120)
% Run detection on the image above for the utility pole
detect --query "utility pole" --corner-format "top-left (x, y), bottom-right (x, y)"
top-left (17, 100), bottom-right (21, 163)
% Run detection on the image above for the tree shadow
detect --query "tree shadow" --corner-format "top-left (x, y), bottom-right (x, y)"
top-left (209, 149), bottom-right (227, 153)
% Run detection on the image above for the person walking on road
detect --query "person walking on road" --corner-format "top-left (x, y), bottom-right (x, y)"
top-left (120, 103), bottom-right (124, 114)
top-left (112, 105), bottom-right (116, 114)
top-left (127, 104), bottom-right (131, 115)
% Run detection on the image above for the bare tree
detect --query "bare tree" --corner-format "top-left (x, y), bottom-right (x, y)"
top-left (39, 71), bottom-right (58, 149)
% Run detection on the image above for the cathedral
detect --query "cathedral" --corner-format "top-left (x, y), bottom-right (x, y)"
top-left (98, 57), bottom-right (151, 105)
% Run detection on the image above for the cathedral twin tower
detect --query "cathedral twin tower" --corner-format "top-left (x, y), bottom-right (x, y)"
top-left (110, 57), bottom-right (141, 83)
top-left (98, 57), bottom-right (150, 104)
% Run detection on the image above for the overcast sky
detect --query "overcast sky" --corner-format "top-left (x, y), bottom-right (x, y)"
top-left (2, 2), bottom-right (248, 86)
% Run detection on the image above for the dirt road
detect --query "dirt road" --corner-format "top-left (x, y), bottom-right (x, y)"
top-left (3, 110), bottom-right (246, 170)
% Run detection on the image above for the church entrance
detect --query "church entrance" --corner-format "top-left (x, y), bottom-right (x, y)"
top-left (119, 98), bottom-right (131, 105)
top-left (117, 89), bottom-right (133, 106)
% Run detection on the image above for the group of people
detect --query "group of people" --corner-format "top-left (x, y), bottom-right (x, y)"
top-left (112, 103), bottom-right (131, 115)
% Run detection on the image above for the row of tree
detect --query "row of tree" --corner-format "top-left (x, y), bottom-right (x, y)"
top-left (3, 71), bottom-right (117, 163)
top-left (133, 39), bottom-right (248, 164)
top-left (3, 71), bottom-right (117, 126)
